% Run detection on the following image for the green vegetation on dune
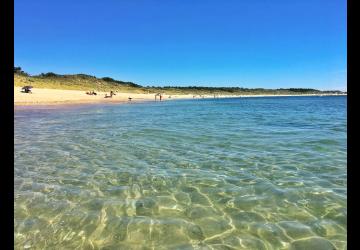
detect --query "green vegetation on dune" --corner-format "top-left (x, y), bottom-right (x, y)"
top-left (14, 72), bottom-right (148, 94)
top-left (14, 67), bottom-right (345, 95)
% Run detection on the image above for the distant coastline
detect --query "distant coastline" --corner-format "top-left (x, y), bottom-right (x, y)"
top-left (14, 68), bottom-right (346, 106)
top-left (14, 86), bottom-right (346, 106)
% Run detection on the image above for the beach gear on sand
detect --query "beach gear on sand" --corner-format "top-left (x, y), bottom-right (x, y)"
top-left (86, 90), bottom-right (97, 95)
top-left (21, 86), bottom-right (33, 93)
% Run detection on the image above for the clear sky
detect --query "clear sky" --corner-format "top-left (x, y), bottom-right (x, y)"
top-left (15, 0), bottom-right (347, 90)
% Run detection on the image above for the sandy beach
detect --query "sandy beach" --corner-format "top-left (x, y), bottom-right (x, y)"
top-left (14, 87), bottom-right (197, 105)
top-left (14, 87), bottom-right (346, 106)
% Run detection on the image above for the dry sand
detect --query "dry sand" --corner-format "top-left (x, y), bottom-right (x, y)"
top-left (14, 87), bottom-right (196, 105)
top-left (14, 87), bottom-right (345, 106)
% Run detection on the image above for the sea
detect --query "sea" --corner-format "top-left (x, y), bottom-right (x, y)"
top-left (14, 96), bottom-right (347, 250)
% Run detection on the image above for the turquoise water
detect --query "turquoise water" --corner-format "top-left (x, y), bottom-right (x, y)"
top-left (14, 96), bottom-right (347, 250)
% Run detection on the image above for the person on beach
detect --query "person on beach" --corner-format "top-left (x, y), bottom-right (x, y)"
top-left (105, 91), bottom-right (114, 98)
top-left (160, 94), bottom-right (162, 101)
top-left (86, 90), bottom-right (97, 95)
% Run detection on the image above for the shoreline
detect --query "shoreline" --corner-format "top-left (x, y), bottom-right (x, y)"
top-left (14, 87), bottom-right (193, 106)
top-left (14, 87), bottom-right (346, 107)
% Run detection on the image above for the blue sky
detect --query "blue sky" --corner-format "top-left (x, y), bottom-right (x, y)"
top-left (15, 0), bottom-right (346, 90)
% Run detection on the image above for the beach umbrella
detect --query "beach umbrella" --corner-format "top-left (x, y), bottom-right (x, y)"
top-left (22, 86), bottom-right (33, 89)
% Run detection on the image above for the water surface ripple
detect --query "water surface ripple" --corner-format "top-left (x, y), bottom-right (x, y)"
top-left (15, 96), bottom-right (347, 249)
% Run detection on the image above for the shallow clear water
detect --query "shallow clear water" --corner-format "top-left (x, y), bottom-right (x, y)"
top-left (14, 96), bottom-right (347, 250)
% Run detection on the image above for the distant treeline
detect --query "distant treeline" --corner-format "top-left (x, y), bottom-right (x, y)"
top-left (14, 67), bottom-right (29, 76)
top-left (149, 86), bottom-right (325, 93)
top-left (14, 66), bottom-right (345, 94)
top-left (101, 77), bottom-right (142, 88)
